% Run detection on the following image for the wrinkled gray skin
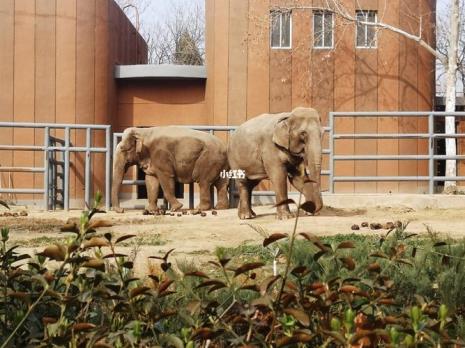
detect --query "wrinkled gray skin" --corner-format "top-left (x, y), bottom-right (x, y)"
top-left (228, 107), bottom-right (323, 220)
top-left (112, 126), bottom-right (229, 213)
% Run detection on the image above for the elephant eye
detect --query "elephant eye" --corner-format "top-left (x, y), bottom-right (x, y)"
top-left (299, 131), bottom-right (307, 140)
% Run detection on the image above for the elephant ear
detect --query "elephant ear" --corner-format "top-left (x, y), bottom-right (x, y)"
top-left (272, 116), bottom-right (290, 150)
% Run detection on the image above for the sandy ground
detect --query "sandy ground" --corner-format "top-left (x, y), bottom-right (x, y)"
top-left (2, 204), bottom-right (465, 274)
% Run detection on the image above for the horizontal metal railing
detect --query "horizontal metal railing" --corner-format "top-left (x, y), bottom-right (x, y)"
top-left (0, 122), bottom-right (112, 210)
top-left (329, 112), bottom-right (465, 194)
top-left (7, 112), bottom-right (465, 210)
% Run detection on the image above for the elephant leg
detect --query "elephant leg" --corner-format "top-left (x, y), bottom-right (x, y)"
top-left (289, 175), bottom-right (323, 214)
top-left (247, 180), bottom-right (260, 217)
top-left (267, 165), bottom-right (293, 220)
top-left (214, 177), bottom-right (229, 210)
top-left (157, 174), bottom-right (183, 211)
top-left (154, 150), bottom-right (183, 211)
top-left (237, 179), bottom-right (255, 219)
top-left (145, 175), bottom-right (160, 214)
top-left (196, 181), bottom-right (212, 211)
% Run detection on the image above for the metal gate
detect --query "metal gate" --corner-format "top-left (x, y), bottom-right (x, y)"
top-left (0, 122), bottom-right (112, 210)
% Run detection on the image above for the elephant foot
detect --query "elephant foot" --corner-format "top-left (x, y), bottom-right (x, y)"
top-left (214, 201), bottom-right (229, 210)
top-left (170, 202), bottom-right (183, 212)
top-left (143, 203), bottom-right (159, 215)
top-left (276, 210), bottom-right (295, 220)
top-left (112, 207), bottom-right (125, 214)
top-left (196, 203), bottom-right (212, 211)
top-left (143, 208), bottom-right (160, 216)
top-left (238, 208), bottom-right (256, 220)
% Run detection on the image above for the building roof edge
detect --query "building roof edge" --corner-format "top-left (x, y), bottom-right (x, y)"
top-left (114, 64), bottom-right (207, 80)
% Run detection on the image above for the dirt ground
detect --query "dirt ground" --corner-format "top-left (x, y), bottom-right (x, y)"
top-left (2, 204), bottom-right (465, 274)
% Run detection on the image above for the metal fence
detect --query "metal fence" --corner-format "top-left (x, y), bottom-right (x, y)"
top-left (0, 122), bottom-right (112, 210)
top-left (329, 111), bottom-right (465, 194)
top-left (113, 125), bottom-right (332, 208)
top-left (4, 112), bottom-right (464, 211)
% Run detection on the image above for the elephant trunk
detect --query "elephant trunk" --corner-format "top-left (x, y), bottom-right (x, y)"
top-left (111, 148), bottom-right (127, 212)
top-left (304, 145), bottom-right (323, 213)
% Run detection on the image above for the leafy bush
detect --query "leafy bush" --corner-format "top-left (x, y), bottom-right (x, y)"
top-left (0, 195), bottom-right (464, 347)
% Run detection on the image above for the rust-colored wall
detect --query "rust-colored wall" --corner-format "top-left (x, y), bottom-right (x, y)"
top-left (204, 0), bottom-right (435, 193)
top-left (116, 79), bottom-right (208, 132)
top-left (0, 0), bottom-right (146, 206)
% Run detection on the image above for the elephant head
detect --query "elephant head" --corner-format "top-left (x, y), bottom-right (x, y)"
top-left (111, 127), bottom-right (147, 212)
top-left (272, 107), bottom-right (323, 213)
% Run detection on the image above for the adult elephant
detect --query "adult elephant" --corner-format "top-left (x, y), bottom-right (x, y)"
top-left (228, 107), bottom-right (323, 220)
top-left (111, 126), bottom-right (229, 213)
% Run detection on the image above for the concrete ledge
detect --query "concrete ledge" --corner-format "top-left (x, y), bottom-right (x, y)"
top-left (115, 64), bottom-right (207, 80)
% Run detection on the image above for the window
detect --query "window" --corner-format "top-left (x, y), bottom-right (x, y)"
top-left (313, 11), bottom-right (334, 48)
top-left (356, 10), bottom-right (377, 48)
top-left (271, 11), bottom-right (291, 49)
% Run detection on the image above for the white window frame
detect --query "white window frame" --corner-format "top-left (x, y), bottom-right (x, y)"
top-left (355, 10), bottom-right (378, 49)
top-left (313, 11), bottom-right (334, 49)
top-left (270, 11), bottom-right (292, 50)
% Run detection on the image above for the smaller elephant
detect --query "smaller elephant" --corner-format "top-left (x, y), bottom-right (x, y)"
top-left (228, 107), bottom-right (323, 220)
top-left (111, 126), bottom-right (229, 213)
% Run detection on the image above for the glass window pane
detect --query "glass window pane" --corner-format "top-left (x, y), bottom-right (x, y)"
top-left (367, 26), bottom-right (376, 47)
top-left (281, 12), bottom-right (291, 47)
top-left (356, 11), bottom-right (366, 47)
top-left (356, 22), bottom-right (365, 46)
top-left (368, 11), bottom-right (376, 23)
top-left (271, 12), bottom-right (280, 47)
top-left (314, 12), bottom-right (323, 47)
top-left (324, 13), bottom-right (333, 47)
top-left (367, 11), bottom-right (377, 47)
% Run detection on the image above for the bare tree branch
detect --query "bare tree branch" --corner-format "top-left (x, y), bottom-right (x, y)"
top-left (115, 0), bottom-right (205, 65)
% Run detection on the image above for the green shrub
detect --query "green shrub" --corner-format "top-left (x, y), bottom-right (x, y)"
top-left (0, 195), bottom-right (464, 347)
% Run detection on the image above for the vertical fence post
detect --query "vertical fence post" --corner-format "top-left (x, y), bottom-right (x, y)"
top-left (64, 127), bottom-right (70, 211)
top-left (85, 127), bottom-right (91, 209)
top-left (228, 129), bottom-right (237, 207)
top-left (209, 129), bottom-right (215, 206)
top-left (189, 183), bottom-right (194, 209)
top-left (428, 113), bottom-right (435, 194)
top-left (51, 145), bottom-right (57, 210)
top-left (105, 126), bottom-right (112, 212)
top-left (43, 127), bottom-right (50, 210)
top-left (329, 112), bottom-right (335, 193)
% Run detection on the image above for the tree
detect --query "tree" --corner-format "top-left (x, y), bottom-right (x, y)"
top-left (274, 0), bottom-right (463, 189)
top-left (147, 2), bottom-right (205, 65)
top-left (116, 0), bottom-right (205, 65)
top-left (174, 29), bottom-right (203, 65)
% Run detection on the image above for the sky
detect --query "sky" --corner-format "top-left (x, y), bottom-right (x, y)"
top-left (133, 0), bottom-right (204, 30)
